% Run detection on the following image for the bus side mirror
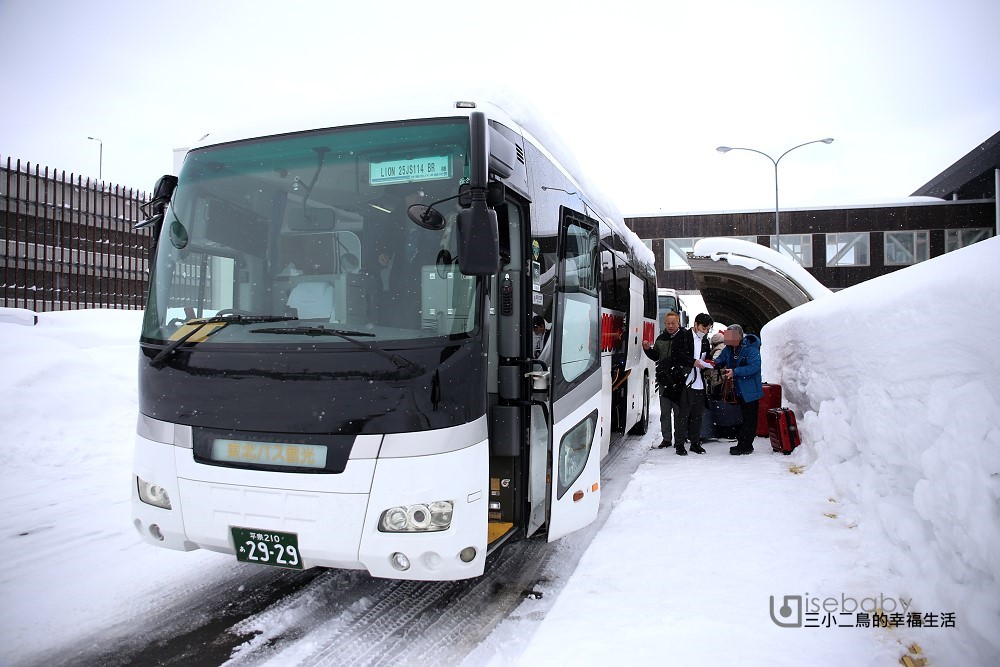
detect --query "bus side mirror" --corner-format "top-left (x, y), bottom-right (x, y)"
top-left (457, 111), bottom-right (502, 276)
top-left (135, 174), bottom-right (178, 235)
top-left (457, 203), bottom-right (500, 276)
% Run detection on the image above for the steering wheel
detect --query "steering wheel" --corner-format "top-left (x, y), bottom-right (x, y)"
top-left (215, 308), bottom-right (254, 317)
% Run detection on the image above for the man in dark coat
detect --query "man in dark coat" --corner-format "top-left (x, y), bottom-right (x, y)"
top-left (642, 311), bottom-right (693, 454)
top-left (678, 313), bottom-right (714, 454)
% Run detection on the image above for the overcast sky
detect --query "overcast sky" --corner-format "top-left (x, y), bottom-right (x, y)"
top-left (2, 0), bottom-right (998, 215)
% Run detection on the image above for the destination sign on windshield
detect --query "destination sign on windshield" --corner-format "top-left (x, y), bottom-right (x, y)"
top-left (369, 155), bottom-right (451, 186)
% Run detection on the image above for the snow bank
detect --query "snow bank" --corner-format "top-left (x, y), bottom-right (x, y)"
top-left (761, 236), bottom-right (1000, 666)
top-left (0, 309), bottom-right (232, 663)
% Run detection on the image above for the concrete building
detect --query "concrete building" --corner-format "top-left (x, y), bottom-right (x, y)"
top-left (626, 130), bottom-right (999, 330)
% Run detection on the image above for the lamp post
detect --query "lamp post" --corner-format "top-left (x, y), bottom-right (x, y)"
top-left (87, 136), bottom-right (103, 181)
top-left (716, 138), bottom-right (833, 255)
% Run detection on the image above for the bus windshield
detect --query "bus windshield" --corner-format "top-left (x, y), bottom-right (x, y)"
top-left (141, 119), bottom-right (477, 346)
top-left (657, 294), bottom-right (678, 313)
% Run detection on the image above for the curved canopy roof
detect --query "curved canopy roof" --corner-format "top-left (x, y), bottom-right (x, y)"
top-left (688, 238), bottom-right (832, 334)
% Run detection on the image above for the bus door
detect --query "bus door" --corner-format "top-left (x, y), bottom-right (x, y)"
top-left (627, 273), bottom-right (645, 369)
top-left (625, 272), bottom-right (646, 426)
top-left (490, 195), bottom-right (549, 544)
top-left (544, 210), bottom-right (603, 542)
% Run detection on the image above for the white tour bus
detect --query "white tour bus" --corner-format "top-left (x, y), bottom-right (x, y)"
top-left (656, 287), bottom-right (688, 329)
top-left (131, 101), bottom-right (656, 581)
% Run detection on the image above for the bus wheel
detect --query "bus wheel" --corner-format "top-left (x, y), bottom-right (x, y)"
top-left (628, 375), bottom-right (649, 436)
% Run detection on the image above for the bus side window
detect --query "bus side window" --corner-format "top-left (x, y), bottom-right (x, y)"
top-left (557, 218), bottom-right (600, 391)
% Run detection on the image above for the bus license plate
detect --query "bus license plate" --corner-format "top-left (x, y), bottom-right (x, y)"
top-left (231, 527), bottom-right (303, 569)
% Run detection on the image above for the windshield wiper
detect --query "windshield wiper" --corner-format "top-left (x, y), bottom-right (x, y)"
top-left (251, 325), bottom-right (418, 370)
top-left (149, 314), bottom-right (298, 367)
top-left (253, 325), bottom-right (375, 338)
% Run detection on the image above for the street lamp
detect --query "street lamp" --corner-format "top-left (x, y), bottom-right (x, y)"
top-left (87, 136), bottom-right (103, 181)
top-left (716, 138), bottom-right (833, 255)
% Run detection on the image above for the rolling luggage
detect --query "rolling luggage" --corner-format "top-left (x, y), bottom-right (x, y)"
top-left (767, 407), bottom-right (801, 455)
top-left (757, 383), bottom-right (782, 436)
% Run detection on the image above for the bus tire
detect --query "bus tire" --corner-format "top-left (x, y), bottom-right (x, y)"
top-left (628, 375), bottom-right (650, 436)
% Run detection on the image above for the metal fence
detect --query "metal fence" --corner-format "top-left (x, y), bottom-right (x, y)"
top-left (1, 155), bottom-right (153, 312)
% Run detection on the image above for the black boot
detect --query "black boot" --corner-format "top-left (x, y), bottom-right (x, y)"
top-left (690, 443), bottom-right (706, 454)
top-left (675, 444), bottom-right (688, 456)
top-left (656, 440), bottom-right (671, 449)
top-left (729, 445), bottom-right (753, 455)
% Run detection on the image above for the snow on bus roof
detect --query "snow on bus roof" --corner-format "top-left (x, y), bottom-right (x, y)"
top-left (480, 92), bottom-right (653, 267)
top-left (183, 86), bottom-right (651, 267)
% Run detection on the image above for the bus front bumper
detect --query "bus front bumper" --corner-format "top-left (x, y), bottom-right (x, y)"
top-left (131, 434), bottom-right (489, 581)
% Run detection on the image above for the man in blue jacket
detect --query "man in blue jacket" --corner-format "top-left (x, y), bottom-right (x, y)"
top-left (713, 324), bottom-right (763, 455)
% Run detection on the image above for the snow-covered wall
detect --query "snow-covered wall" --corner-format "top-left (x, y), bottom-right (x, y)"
top-left (761, 237), bottom-right (1000, 665)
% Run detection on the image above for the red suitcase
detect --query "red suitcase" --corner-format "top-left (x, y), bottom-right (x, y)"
top-left (767, 407), bottom-right (800, 455)
top-left (757, 383), bottom-right (782, 436)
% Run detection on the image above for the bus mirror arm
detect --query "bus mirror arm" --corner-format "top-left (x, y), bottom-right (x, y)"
top-left (135, 175), bottom-right (178, 232)
top-left (457, 111), bottom-right (500, 276)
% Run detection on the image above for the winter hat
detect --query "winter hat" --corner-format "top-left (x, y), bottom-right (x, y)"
top-left (711, 333), bottom-right (725, 345)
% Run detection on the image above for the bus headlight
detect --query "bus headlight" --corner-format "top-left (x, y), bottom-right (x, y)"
top-left (136, 476), bottom-right (172, 509)
top-left (379, 500), bottom-right (453, 532)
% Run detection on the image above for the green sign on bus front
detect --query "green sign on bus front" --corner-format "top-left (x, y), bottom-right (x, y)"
top-left (369, 155), bottom-right (451, 186)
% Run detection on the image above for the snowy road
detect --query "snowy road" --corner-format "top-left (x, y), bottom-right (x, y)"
top-left (33, 431), bottom-right (652, 667)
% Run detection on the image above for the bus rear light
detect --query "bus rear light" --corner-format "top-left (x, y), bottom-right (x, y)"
top-left (137, 476), bottom-right (172, 509)
top-left (573, 490), bottom-right (584, 502)
top-left (379, 500), bottom-right (454, 533)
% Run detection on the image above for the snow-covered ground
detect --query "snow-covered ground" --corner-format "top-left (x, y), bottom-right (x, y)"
top-left (1, 237), bottom-right (998, 666)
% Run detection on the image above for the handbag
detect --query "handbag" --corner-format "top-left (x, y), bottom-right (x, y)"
top-left (710, 394), bottom-right (744, 428)
top-left (720, 376), bottom-right (738, 405)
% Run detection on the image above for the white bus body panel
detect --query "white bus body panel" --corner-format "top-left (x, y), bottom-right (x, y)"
top-left (547, 390), bottom-right (603, 542)
top-left (132, 425), bottom-right (489, 580)
top-left (359, 439), bottom-right (488, 580)
top-left (599, 354), bottom-right (612, 460)
top-left (626, 274), bottom-right (647, 431)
